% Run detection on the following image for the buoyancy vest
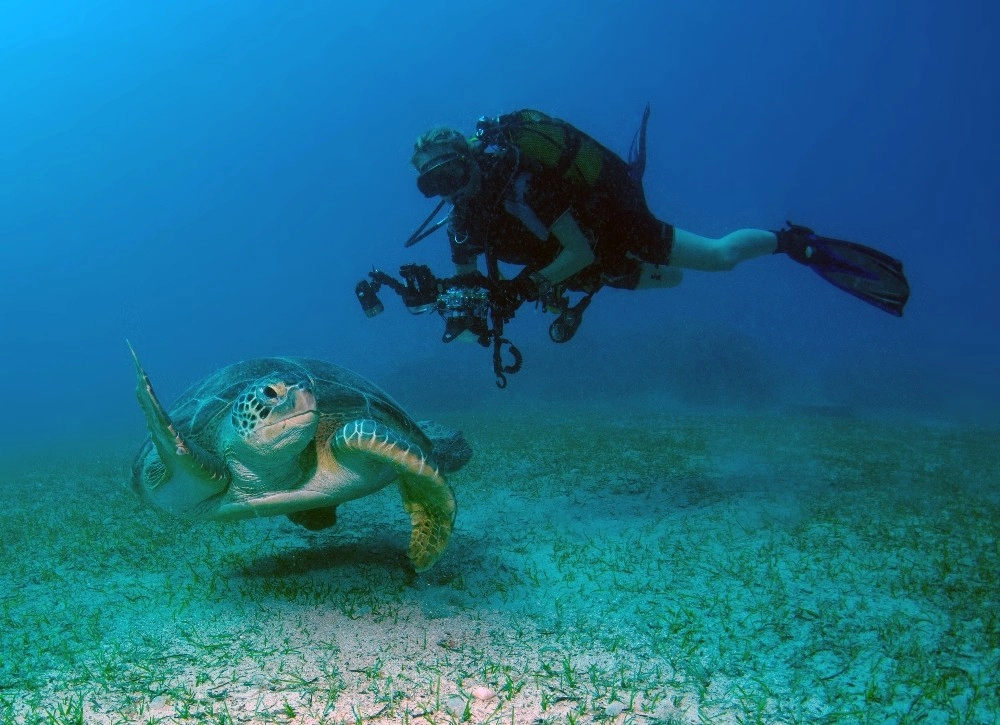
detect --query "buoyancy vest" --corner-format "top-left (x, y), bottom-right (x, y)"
top-left (475, 109), bottom-right (635, 195)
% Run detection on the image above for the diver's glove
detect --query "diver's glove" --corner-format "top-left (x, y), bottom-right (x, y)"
top-left (493, 269), bottom-right (545, 317)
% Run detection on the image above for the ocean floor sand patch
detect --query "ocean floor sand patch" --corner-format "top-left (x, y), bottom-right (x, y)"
top-left (1, 408), bottom-right (997, 723)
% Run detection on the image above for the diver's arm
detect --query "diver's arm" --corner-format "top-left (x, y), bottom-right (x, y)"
top-left (537, 211), bottom-right (596, 285)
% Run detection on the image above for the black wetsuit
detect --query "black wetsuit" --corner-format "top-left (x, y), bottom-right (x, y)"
top-left (448, 141), bottom-right (674, 292)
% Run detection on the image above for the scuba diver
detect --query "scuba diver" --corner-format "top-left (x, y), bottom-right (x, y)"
top-left (357, 106), bottom-right (910, 386)
top-left (407, 107), bottom-right (910, 338)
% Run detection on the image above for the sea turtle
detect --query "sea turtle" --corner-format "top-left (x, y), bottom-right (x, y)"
top-left (128, 343), bottom-right (468, 572)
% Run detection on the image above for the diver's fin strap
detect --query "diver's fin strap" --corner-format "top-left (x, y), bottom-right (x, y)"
top-left (628, 102), bottom-right (651, 184)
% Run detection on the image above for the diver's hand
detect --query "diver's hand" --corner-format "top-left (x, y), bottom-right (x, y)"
top-left (512, 269), bottom-right (547, 302)
top-left (492, 281), bottom-right (523, 318)
top-left (494, 269), bottom-right (543, 315)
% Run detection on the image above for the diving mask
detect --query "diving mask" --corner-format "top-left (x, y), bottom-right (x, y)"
top-left (416, 153), bottom-right (471, 198)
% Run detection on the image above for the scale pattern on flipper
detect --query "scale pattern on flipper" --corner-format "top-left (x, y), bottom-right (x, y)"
top-left (336, 419), bottom-right (440, 479)
top-left (337, 419), bottom-right (456, 572)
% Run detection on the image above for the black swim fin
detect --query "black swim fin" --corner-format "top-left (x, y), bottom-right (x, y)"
top-left (775, 222), bottom-right (911, 317)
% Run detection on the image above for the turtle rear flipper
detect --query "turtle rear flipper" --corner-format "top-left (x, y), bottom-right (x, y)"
top-left (336, 419), bottom-right (456, 572)
top-left (417, 419), bottom-right (473, 472)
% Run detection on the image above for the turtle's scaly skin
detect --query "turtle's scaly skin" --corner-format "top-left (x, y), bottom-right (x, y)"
top-left (129, 344), bottom-right (460, 572)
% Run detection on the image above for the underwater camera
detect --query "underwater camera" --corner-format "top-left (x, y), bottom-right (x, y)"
top-left (354, 264), bottom-right (524, 386)
top-left (354, 262), bottom-right (593, 386)
top-left (437, 286), bottom-right (491, 344)
top-left (354, 264), bottom-right (491, 344)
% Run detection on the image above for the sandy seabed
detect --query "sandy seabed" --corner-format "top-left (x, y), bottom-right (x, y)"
top-left (1, 405), bottom-right (997, 724)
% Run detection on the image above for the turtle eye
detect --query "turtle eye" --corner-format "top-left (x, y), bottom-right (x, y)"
top-left (262, 385), bottom-right (279, 400)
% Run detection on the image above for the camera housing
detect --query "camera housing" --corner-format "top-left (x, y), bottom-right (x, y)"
top-left (356, 262), bottom-right (576, 386)
top-left (438, 286), bottom-right (490, 345)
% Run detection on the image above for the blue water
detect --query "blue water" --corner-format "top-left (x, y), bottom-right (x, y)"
top-left (2, 5), bottom-right (999, 721)
top-left (1, 0), bottom-right (998, 449)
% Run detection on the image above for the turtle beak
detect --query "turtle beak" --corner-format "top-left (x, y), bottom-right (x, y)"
top-left (244, 382), bottom-right (320, 454)
top-left (255, 407), bottom-right (320, 451)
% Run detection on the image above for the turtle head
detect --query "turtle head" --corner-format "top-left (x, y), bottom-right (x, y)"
top-left (229, 373), bottom-right (320, 463)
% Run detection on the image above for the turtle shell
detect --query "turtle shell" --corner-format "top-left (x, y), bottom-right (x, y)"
top-left (139, 357), bottom-right (430, 459)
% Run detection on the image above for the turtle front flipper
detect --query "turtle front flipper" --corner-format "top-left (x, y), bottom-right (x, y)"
top-left (335, 419), bottom-right (457, 572)
top-left (129, 341), bottom-right (230, 517)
